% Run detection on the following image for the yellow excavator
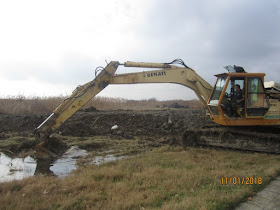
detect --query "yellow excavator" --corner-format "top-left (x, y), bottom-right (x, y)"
top-left (34, 59), bottom-right (280, 156)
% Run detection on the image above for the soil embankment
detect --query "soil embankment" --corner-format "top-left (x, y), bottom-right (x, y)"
top-left (0, 109), bottom-right (211, 156)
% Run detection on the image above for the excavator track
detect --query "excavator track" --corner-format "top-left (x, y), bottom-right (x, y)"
top-left (182, 125), bottom-right (280, 154)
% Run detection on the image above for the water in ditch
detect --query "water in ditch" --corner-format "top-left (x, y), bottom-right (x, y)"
top-left (0, 146), bottom-right (125, 182)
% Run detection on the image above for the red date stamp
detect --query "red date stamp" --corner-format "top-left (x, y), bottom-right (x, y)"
top-left (221, 177), bottom-right (262, 185)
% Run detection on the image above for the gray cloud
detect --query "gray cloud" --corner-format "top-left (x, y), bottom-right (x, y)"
top-left (0, 52), bottom-right (97, 86)
top-left (83, 0), bottom-right (280, 99)
top-left (132, 0), bottom-right (280, 84)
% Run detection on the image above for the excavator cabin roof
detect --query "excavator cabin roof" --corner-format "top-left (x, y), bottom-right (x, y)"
top-left (216, 65), bottom-right (266, 78)
top-left (214, 72), bottom-right (266, 78)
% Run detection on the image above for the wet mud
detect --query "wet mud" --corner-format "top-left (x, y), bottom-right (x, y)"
top-left (0, 109), bottom-right (210, 154)
top-left (0, 109), bottom-right (210, 181)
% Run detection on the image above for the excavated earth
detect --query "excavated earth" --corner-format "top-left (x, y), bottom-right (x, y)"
top-left (0, 109), bottom-right (210, 156)
top-left (1, 108), bottom-right (280, 158)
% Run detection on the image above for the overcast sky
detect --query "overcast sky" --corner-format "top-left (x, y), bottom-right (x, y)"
top-left (0, 0), bottom-right (279, 100)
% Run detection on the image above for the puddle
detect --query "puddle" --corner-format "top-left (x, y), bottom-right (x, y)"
top-left (49, 146), bottom-right (88, 178)
top-left (0, 146), bottom-right (126, 182)
top-left (0, 146), bottom-right (87, 182)
top-left (92, 154), bottom-right (126, 165)
top-left (0, 153), bottom-right (36, 183)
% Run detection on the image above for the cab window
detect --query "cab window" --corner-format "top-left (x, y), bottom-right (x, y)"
top-left (247, 77), bottom-right (269, 116)
top-left (209, 75), bottom-right (227, 104)
top-left (220, 78), bottom-right (245, 117)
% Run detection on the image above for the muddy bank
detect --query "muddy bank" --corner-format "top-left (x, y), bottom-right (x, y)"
top-left (0, 109), bottom-right (209, 135)
top-left (0, 109), bottom-right (211, 157)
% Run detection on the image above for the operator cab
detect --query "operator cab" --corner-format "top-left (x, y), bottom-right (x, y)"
top-left (208, 65), bottom-right (270, 125)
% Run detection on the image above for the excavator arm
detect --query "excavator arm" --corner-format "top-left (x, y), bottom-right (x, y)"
top-left (34, 59), bottom-right (213, 145)
top-left (111, 61), bottom-right (212, 108)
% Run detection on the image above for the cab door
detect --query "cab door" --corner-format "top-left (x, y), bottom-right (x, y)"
top-left (246, 77), bottom-right (269, 117)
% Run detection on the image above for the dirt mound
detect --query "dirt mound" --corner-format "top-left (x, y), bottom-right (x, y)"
top-left (0, 109), bottom-right (212, 142)
top-left (58, 109), bottom-right (210, 139)
top-left (2, 109), bottom-right (279, 155)
top-left (0, 109), bottom-right (209, 136)
top-left (0, 109), bottom-right (211, 156)
top-left (0, 114), bottom-right (47, 133)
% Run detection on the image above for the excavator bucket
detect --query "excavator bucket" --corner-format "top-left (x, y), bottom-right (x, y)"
top-left (35, 134), bottom-right (68, 160)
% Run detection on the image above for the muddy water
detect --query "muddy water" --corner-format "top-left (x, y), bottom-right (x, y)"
top-left (49, 146), bottom-right (87, 178)
top-left (0, 146), bottom-right (125, 182)
top-left (0, 154), bottom-right (36, 182)
top-left (92, 154), bottom-right (126, 165)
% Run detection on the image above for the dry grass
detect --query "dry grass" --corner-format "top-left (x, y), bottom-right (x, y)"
top-left (0, 95), bottom-right (63, 115)
top-left (0, 147), bottom-right (280, 209)
top-left (0, 95), bottom-right (202, 115)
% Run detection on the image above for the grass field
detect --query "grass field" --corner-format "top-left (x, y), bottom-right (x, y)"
top-left (1, 146), bottom-right (280, 209)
